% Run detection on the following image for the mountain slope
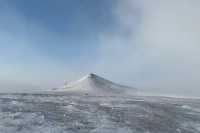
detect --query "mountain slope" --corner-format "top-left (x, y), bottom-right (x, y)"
top-left (60, 73), bottom-right (137, 95)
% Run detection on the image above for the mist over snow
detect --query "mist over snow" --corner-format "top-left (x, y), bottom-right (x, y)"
top-left (95, 0), bottom-right (200, 97)
top-left (0, 0), bottom-right (199, 97)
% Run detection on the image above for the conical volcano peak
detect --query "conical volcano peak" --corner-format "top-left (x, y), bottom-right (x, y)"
top-left (82, 73), bottom-right (102, 81)
top-left (85, 73), bottom-right (110, 83)
top-left (77, 73), bottom-right (98, 82)
top-left (61, 73), bottom-right (137, 95)
top-left (87, 73), bottom-right (96, 78)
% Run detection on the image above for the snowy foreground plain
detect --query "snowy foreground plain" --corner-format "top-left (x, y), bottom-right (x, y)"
top-left (0, 93), bottom-right (200, 133)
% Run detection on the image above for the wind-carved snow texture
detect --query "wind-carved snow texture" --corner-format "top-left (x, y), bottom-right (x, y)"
top-left (59, 73), bottom-right (137, 95)
top-left (0, 93), bottom-right (200, 133)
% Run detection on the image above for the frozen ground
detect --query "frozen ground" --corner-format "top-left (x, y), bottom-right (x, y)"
top-left (0, 93), bottom-right (200, 133)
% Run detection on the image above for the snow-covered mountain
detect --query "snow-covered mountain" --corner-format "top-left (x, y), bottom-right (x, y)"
top-left (58, 73), bottom-right (137, 95)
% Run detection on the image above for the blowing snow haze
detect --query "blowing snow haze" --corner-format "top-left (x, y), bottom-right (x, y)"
top-left (0, 0), bottom-right (200, 97)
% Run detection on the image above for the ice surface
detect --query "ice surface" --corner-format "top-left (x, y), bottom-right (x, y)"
top-left (0, 93), bottom-right (199, 133)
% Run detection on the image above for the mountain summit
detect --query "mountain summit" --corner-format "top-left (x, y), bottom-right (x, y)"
top-left (61, 73), bottom-right (137, 95)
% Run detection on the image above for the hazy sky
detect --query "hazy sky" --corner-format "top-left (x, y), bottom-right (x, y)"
top-left (0, 0), bottom-right (200, 97)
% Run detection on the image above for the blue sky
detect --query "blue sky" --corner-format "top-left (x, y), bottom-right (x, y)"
top-left (0, 0), bottom-right (200, 97)
top-left (0, 0), bottom-right (116, 87)
top-left (0, 0), bottom-right (114, 65)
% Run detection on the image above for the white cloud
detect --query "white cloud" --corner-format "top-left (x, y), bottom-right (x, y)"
top-left (96, 0), bottom-right (200, 97)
